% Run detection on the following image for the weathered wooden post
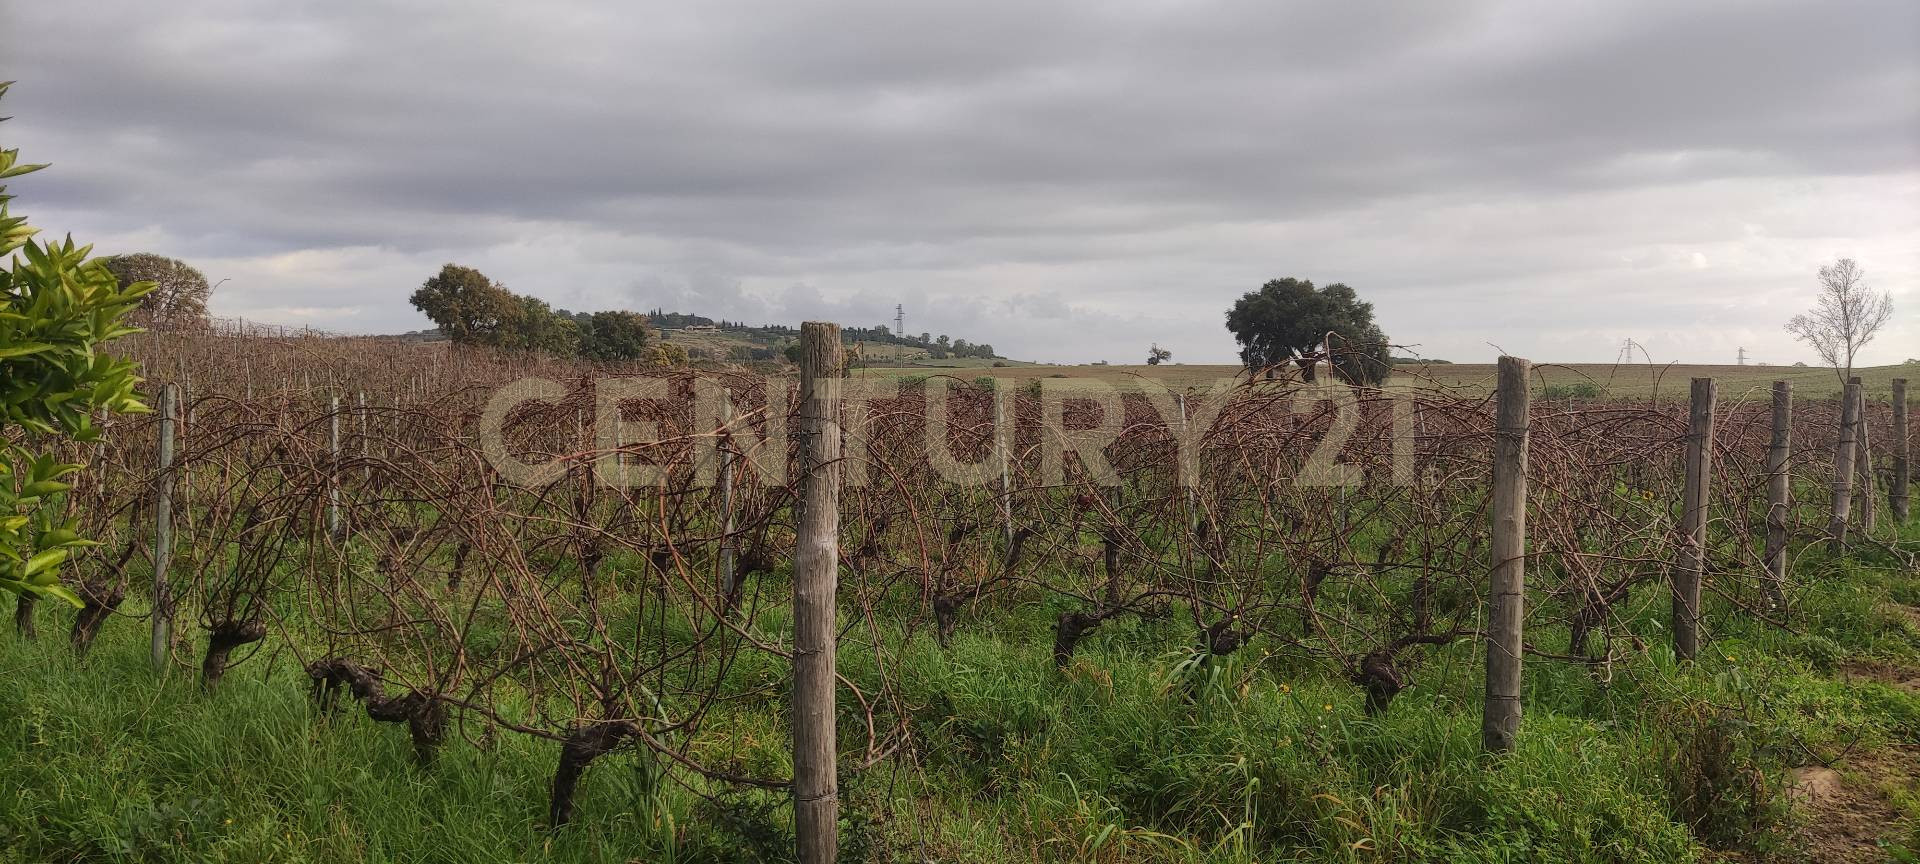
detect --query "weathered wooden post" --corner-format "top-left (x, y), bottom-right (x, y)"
top-left (1483, 356), bottom-right (1528, 754)
top-left (1764, 382), bottom-right (1791, 609)
top-left (793, 322), bottom-right (843, 863)
top-left (1893, 379), bottom-right (1910, 524)
top-left (358, 390), bottom-right (370, 482)
top-left (717, 400), bottom-right (737, 599)
top-left (1854, 382), bottom-right (1876, 533)
top-left (997, 391), bottom-right (1014, 546)
top-left (1674, 378), bottom-right (1715, 660)
top-left (150, 382), bottom-right (179, 671)
top-left (328, 394), bottom-right (343, 537)
top-left (575, 408), bottom-right (596, 539)
top-left (1829, 379), bottom-right (1861, 552)
top-left (1176, 392), bottom-right (1198, 532)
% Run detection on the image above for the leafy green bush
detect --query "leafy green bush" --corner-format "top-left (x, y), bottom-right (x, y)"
top-left (0, 82), bottom-right (151, 605)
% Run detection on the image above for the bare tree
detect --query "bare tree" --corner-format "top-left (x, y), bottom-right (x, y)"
top-left (1785, 258), bottom-right (1893, 385)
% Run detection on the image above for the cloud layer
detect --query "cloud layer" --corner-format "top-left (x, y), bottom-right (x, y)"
top-left (5, 0), bottom-right (1916, 364)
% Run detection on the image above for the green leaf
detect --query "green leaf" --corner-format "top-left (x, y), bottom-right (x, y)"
top-left (23, 581), bottom-right (81, 608)
top-left (37, 527), bottom-right (86, 548)
top-left (22, 547), bottom-right (66, 578)
top-left (18, 480), bottom-right (71, 498)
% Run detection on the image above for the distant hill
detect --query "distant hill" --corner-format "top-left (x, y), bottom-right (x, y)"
top-left (644, 310), bottom-right (1019, 366)
top-left (379, 310), bottom-right (1025, 365)
top-left (383, 328), bottom-right (447, 343)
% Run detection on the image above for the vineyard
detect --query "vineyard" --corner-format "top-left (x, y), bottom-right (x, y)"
top-left (3, 326), bottom-right (1917, 863)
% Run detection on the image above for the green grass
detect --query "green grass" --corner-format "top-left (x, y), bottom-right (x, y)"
top-left (0, 629), bottom-right (721, 863)
top-left (2, 528), bottom-right (1917, 862)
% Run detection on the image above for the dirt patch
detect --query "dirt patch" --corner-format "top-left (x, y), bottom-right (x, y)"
top-left (1839, 661), bottom-right (1920, 693)
top-left (1790, 766), bottom-right (1845, 804)
top-left (1788, 745), bottom-right (1918, 863)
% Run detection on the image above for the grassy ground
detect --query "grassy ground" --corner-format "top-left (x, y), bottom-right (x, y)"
top-left (1, 520), bottom-right (1916, 863)
top-left (856, 362), bottom-right (1919, 400)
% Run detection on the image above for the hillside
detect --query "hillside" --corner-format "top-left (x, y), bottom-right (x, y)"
top-left (381, 314), bottom-right (1031, 367)
top-left (651, 313), bottom-right (1032, 367)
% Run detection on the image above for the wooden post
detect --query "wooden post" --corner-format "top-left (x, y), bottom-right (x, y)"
top-left (150, 383), bottom-right (179, 671)
top-left (1674, 378), bottom-right (1715, 661)
top-left (717, 401), bottom-right (737, 599)
top-left (1829, 380), bottom-right (1861, 553)
top-left (1854, 383), bottom-right (1876, 533)
top-left (793, 322), bottom-right (843, 864)
top-left (997, 391), bottom-right (1014, 546)
top-left (1176, 393), bottom-right (1198, 532)
top-left (1764, 382), bottom-right (1791, 609)
top-left (328, 394), bottom-right (343, 537)
top-left (1483, 356), bottom-right (1528, 754)
top-left (1893, 379), bottom-right (1910, 524)
top-left (358, 390), bottom-right (370, 482)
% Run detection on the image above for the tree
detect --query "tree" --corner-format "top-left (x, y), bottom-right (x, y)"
top-left (640, 342), bottom-right (689, 368)
top-left (1784, 258), bottom-right (1894, 385)
top-left (410, 264), bottom-right (521, 345)
top-left (99, 253), bottom-right (213, 330)
top-left (579, 310), bottom-right (652, 361)
top-left (408, 266), bottom-right (581, 358)
top-left (1146, 344), bottom-right (1172, 365)
top-left (0, 82), bottom-right (152, 607)
top-left (412, 265), bottom-right (683, 364)
top-left (506, 295), bottom-right (578, 357)
top-left (1225, 277), bottom-right (1391, 385)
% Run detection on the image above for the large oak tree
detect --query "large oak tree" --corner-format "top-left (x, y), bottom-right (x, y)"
top-left (1226, 278), bottom-right (1391, 385)
top-left (100, 253), bottom-right (213, 331)
top-left (409, 263), bottom-right (524, 346)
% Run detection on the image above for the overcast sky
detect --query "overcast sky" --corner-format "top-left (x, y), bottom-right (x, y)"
top-left (4, 0), bottom-right (1916, 365)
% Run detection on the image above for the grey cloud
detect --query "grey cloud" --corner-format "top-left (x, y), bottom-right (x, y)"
top-left (2, 0), bottom-right (1915, 364)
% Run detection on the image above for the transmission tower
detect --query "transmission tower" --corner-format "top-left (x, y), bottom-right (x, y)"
top-left (894, 304), bottom-right (904, 336)
top-left (1736, 346), bottom-right (1748, 366)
